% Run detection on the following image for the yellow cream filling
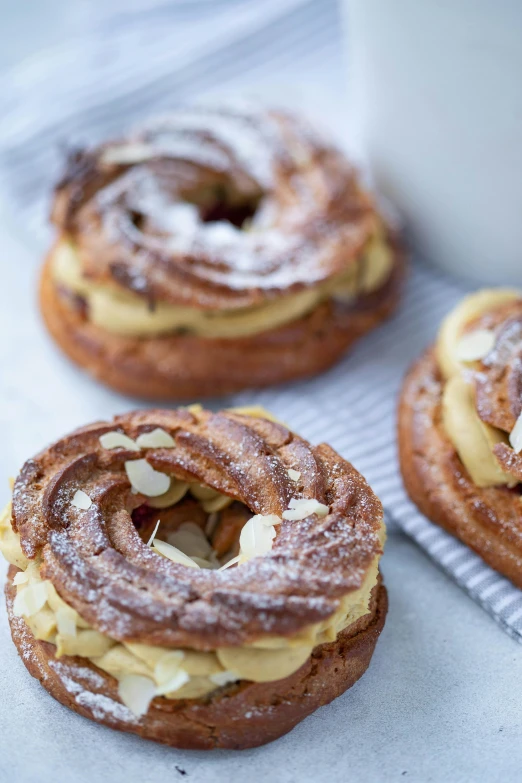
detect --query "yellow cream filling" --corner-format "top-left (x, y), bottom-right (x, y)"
top-left (436, 289), bottom-right (521, 487)
top-left (51, 228), bottom-right (393, 338)
top-left (436, 289), bottom-right (520, 381)
top-left (0, 502), bottom-right (383, 699)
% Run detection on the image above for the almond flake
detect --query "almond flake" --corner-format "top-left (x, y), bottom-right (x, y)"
top-left (191, 556), bottom-right (219, 569)
top-left (155, 670), bottom-right (190, 696)
top-left (201, 495), bottom-right (232, 514)
top-left (287, 469), bottom-right (301, 481)
top-left (124, 459), bottom-right (171, 497)
top-left (13, 581), bottom-right (48, 618)
top-left (102, 143), bottom-right (156, 166)
top-left (260, 514), bottom-right (282, 527)
top-left (239, 516), bottom-right (276, 560)
top-left (13, 571), bottom-right (29, 586)
top-left (167, 522), bottom-right (213, 560)
top-left (205, 512), bottom-right (219, 538)
top-left (210, 670), bottom-right (239, 687)
top-left (190, 484), bottom-right (220, 501)
top-left (509, 411), bottom-right (522, 454)
top-left (147, 480), bottom-right (188, 509)
top-left (282, 498), bottom-right (329, 521)
top-left (117, 674), bottom-right (156, 717)
top-left (218, 555), bottom-right (241, 571)
top-left (71, 489), bottom-right (92, 510)
top-left (154, 651), bottom-right (185, 686)
top-left (135, 428), bottom-right (176, 448)
top-left (146, 520), bottom-right (161, 547)
top-left (99, 431), bottom-right (140, 451)
top-left (152, 538), bottom-right (200, 568)
top-left (455, 329), bottom-right (496, 362)
top-left (190, 484), bottom-right (233, 513)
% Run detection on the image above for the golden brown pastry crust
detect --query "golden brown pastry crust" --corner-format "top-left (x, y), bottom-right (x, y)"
top-left (41, 105), bottom-right (404, 399)
top-left (5, 569), bottom-right (387, 750)
top-left (12, 407), bottom-right (384, 647)
top-left (40, 244), bottom-right (404, 400)
top-left (51, 107), bottom-right (383, 308)
top-left (398, 348), bottom-right (522, 588)
top-left (5, 406), bottom-right (387, 749)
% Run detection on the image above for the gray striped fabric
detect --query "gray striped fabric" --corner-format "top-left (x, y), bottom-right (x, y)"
top-left (1, 0), bottom-right (521, 642)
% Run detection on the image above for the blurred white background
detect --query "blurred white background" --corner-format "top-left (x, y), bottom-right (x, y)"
top-left (1, 4), bottom-right (522, 783)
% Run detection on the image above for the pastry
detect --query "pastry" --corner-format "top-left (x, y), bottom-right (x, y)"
top-left (399, 289), bottom-right (522, 587)
top-left (1, 406), bottom-right (387, 749)
top-left (41, 104), bottom-right (404, 399)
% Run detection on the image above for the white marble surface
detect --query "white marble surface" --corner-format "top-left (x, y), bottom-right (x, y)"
top-left (1, 3), bottom-right (521, 782)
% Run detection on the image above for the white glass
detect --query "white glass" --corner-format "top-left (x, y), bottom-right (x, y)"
top-left (343, 0), bottom-right (522, 285)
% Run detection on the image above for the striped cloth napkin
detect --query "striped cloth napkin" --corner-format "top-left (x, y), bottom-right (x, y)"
top-left (1, 0), bottom-right (521, 642)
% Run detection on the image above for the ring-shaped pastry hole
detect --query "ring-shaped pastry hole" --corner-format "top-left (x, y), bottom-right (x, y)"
top-left (131, 484), bottom-right (251, 569)
top-left (122, 178), bottom-right (262, 246)
top-left (186, 182), bottom-right (261, 229)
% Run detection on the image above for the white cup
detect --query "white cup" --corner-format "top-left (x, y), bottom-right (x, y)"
top-left (343, 0), bottom-right (522, 285)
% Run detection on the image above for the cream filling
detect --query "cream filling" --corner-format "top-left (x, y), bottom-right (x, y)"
top-left (0, 502), bottom-right (383, 701)
top-left (436, 288), bottom-right (521, 381)
top-left (51, 228), bottom-right (394, 338)
top-left (436, 289), bottom-right (521, 487)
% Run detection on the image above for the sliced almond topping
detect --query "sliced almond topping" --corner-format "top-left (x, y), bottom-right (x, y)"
top-left (124, 459), bottom-right (171, 497)
top-left (13, 571), bottom-right (29, 586)
top-left (260, 514), bottom-right (282, 527)
top-left (13, 581), bottom-right (48, 618)
top-left (509, 411), bottom-right (522, 454)
top-left (102, 143), bottom-right (155, 166)
top-left (154, 652), bottom-right (188, 696)
top-left (99, 431), bottom-right (140, 451)
top-left (239, 516), bottom-right (276, 561)
top-left (155, 669), bottom-right (190, 697)
top-left (201, 495), bottom-right (232, 514)
top-left (154, 651), bottom-right (184, 685)
top-left (71, 489), bottom-right (92, 510)
top-left (227, 405), bottom-right (282, 423)
top-left (117, 674), bottom-right (156, 718)
top-left (287, 469), bottom-right (301, 481)
top-left (167, 522), bottom-right (213, 560)
top-left (455, 329), bottom-right (496, 362)
top-left (218, 555), bottom-right (241, 571)
top-left (152, 538), bottom-right (200, 568)
top-left (135, 428), bottom-right (176, 448)
top-left (190, 484), bottom-right (233, 514)
top-left (210, 670), bottom-right (239, 687)
top-left (146, 520), bottom-right (161, 547)
top-left (147, 480), bottom-right (188, 509)
top-left (205, 512), bottom-right (219, 538)
top-left (55, 606), bottom-right (77, 638)
top-left (191, 556), bottom-right (219, 570)
top-left (190, 484), bottom-right (220, 501)
top-left (282, 498), bottom-right (329, 521)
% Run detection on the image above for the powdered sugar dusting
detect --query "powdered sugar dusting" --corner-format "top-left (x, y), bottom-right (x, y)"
top-left (11, 408), bottom-right (382, 649)
top-left (57, 103), bottom-right (373, 309)
top-left (50, 660), bottom-right (138, 724)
